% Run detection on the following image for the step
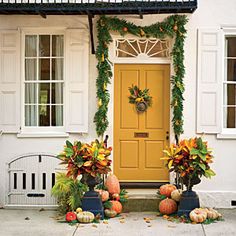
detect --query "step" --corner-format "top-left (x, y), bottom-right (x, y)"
top-left (123, 189), bottom-right (161, 212)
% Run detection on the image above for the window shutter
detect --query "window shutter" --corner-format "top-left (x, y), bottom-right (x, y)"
top-left (0, 30), bottom-right (21, 133)
top-left (197, 29), bottom-right (223, 133)
top-left (65, 29), bottom-right (89, 133)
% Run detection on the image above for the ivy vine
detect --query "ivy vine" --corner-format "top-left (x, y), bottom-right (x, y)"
top-left (94, 15), bottom-right (188, 141)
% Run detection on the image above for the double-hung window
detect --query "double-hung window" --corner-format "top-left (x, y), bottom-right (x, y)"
top-left (23, 33), bottom-right (64, 132)
top-left (224, 36), bottom-right (236, 131)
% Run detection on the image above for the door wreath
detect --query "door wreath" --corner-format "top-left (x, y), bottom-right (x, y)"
top-left (128, 85), bottom-right (152, 113)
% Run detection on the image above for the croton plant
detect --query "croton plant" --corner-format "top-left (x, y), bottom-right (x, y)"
top-left (58, 139), bottom-right (112, 179)
top-left (162, 137), bottom-right (216, 188)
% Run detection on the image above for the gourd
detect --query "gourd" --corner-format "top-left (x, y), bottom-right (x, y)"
top-left (104, 209), bottom-right (117, 218)
top-left (76, 207), bottom-right (83, 213)
top-left (77, 211), bottom-right (95, 223)
top-left (110, 200), bottom-right (123, 214)
top-left (97, 190), bottom-right (109, 202)
top-left (105, 174), bottom-right (120, 195)
top-left (112, 193), bottom-right (120, 201)
top-left (205, 208), bottom-right (221, 220)
top-left (159, 198), bottom-right (177, 215)
top-left (171, 189), bottom-right (182, 202)
top-left (189, 208), bottom-right (207, 223)
top-left (159, 184), bottom-right (177, 197)
top-left (65, 212), bottom-right (77, 222)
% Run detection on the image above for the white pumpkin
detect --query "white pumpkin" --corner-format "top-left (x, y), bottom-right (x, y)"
top-left (189, 208), bottom-right (207, 223)
top-left (206, 208), bottom-right (221, 219)
top-left (171, 189), bottom-right (182, 202)
top-left (77, 211), bottom-right (95, 223)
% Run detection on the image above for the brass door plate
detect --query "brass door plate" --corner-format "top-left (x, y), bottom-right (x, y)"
top-left (134, 132), bottom-right (149, 138)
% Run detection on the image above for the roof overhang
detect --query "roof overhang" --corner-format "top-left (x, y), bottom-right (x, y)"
top-left (0, 0), bottom-right (197, 16)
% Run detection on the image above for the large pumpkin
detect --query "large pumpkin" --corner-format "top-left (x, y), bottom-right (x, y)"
top-left (159, 198), bottom-right (177, 215)
top-left (189, 208), bottom-right (207, 223)
top-left (105, 174), bottom-right (120, 195)
top-left (110, 200), bottom-right (122, 214)
top-left (77, 211), bottom-right (95, 223)
top-left (159, 184), bottom-right (177, 198)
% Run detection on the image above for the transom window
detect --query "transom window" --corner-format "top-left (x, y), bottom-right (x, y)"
top-left (224, 36), bottom-right (236, 129)
top-left (24, 34), bottom-right (64, 127)
top-left (115, 38), bottom-right (170, 58)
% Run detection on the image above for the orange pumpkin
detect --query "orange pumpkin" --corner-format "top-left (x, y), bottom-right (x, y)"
top-left (159, 184), bottom-right (177, 197)
top-left (159, 198), bottom-right (177, 215)
top-left (105, 174), bottom-right (120, 195)
top-left (110, 200), bottom-right (122, 214)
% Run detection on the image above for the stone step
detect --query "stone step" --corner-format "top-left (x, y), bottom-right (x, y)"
top-left (123, 189), bottom-right (161, 212)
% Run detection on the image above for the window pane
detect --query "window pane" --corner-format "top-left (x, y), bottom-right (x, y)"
top-left (25, 35), bottom-right (37, 57)
top-left (39, 59), bottom-right (50, 80)
top-left (25, 105), bottom-right (37, 126)
top-left (226, 59), bottom-right (236, 81)
top-left (25, 84), bottom-right (37, 104)
top-left (224, 107), bottom-right (236, 128)
top-left (52, 35), bottom-right (64, 57)
top-left (25, 59), bottom-right (37, 81)
top-left (52, 105), bottom-right (63, 126)
top-left (226, 37), bottom-right (236, 57)
top-left (52, 58), bottom-right (63, 80)
top-left (39, 83), bottom-right (50, 104)
top-left (39, 35), bottom-right (50, 57)
top-left (224, 84), bottom-right (236, 105)
top-left (39, 105), bottom-right (50, 126)
top-left (52, 83), bottom-right (63, 104)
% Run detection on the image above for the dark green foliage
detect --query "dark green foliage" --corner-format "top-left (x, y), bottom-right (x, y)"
top-left (94, 15), bottom-right (188, 139)
top-left (51, 173), bottom-right (88, 214)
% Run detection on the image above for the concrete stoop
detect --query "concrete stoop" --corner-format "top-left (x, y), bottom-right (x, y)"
top-left (123, 189), bottom-right (161, 212)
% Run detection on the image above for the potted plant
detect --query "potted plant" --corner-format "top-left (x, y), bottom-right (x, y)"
top-left (161, 137), bottom-right (215, 216)
top-left (58, 139), bottom-right (112, 218)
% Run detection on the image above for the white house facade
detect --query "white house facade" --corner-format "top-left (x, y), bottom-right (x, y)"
top-left (0, 0), bottom-right (236, 208)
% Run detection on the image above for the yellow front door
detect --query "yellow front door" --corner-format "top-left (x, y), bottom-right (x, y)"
top-left (114, 64), bottom-right (170, 182)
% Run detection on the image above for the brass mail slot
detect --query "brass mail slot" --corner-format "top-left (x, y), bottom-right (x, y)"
top-left (134, 132), bottom-right (149, 138)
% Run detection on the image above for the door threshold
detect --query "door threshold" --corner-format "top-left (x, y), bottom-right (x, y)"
top-left (120, 182), bottom-right (169, 189)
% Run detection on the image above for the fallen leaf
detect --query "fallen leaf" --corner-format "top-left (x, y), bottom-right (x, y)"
top-left (92, 224), bottom-right (98, 228)
top-left (103, 220), bottom-right (109, 224)
top-left (191, 222), bottom-right (197, 224)
top-left (24, 217), bottom-right (30, 220)
top-left (147, 225), bottom-right (152, 227)
top-left (145, 220), bottom-right (151, 223)
top-left (163, 215), bottom-right (169, 219)
top-left (119, 220), bottom-right (125, 223)
top-left (39, 208), bottom-right (45, 212)
top-left (167, 225), bottom-right (176, 228)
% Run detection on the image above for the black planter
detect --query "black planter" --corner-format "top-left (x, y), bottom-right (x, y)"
top-left (177, 190), bottom-right (200, 216)
top-left (81, 174), bottom-right (104, 219)
top-left (177, 175), bottom-right (201, 217)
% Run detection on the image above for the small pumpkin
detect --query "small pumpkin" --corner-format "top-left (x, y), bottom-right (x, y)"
top-left (205, 208), bottom-right (221, 220)
top-left (189, 208), bottom-right (207, 223)
top-left (97, 190), bottom-right (109, 202)
top-left (104, 209), bottom-right (117, 218)
top-left (77, 211), bottom-right (95, 223)
top-left (110, 200), bottom-right (122, 214)
top-left (76, 207), bottom-right (83, 213)
top-left (112, 193), bottom-right (120, 201)
top-left (65, 212), bottom-right (77, 222)
top-left (159, 198), bottom-right (177, 215)
top-left (105, 174), bottom-right (120, 195)
top-left (159, 184), bottom-right (177, 198)
top-left (171, 189), bottom-right (182, 202)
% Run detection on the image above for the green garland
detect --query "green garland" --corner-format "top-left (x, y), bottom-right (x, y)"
top-left (94, 15), bottom-right (188, 141)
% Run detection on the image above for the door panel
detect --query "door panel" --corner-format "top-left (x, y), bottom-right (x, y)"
top-left (114, 64), bottom-right (170, 182)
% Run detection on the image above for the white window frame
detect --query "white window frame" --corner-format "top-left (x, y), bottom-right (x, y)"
top-left (20, 28), bottom-right (66, 135)
top-left (218, 27), bottom-right (236, 138)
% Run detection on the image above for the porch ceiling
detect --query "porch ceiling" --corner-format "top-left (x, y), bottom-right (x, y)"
top-left (0, 0), bottom-right (197, 16)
